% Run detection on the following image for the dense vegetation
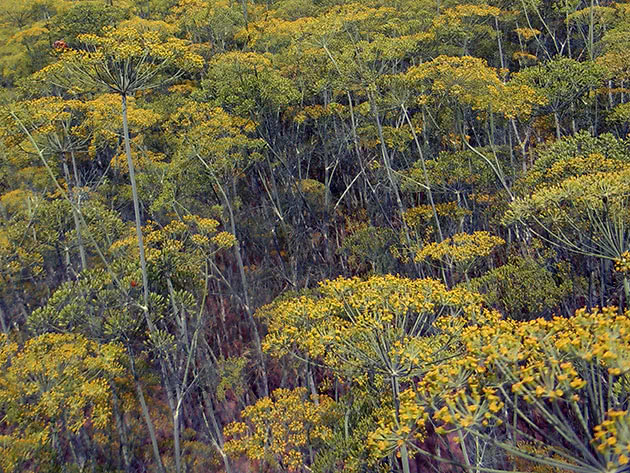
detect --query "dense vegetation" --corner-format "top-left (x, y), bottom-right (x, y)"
top-left (2, 0), bottom-right (630, 471)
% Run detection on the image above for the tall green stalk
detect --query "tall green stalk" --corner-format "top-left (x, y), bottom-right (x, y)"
top-left (122, 94), bottom-right (150, 316)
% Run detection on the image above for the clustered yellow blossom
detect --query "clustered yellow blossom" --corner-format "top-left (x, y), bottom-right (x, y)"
top-left (224, 387), bottom-right (338, 471)
top-left (108, 216), bottom-right (235, 286)
top-left (258, 274), bottom-right (483, 375)
top-left (402, 202), bottom-right (471, 228)
top-left (369, 388), bottom-right (427, 457)
top-left (0, 333), bottom-right (125, 471)
top-left (615, 251), bottom-right (630, 274)
top-left (414, 231), bottom-right (504, 270)
top-left (405, 55), bottom-right (545, 119)
top-left (372, 306), bottom-right (630, 471)
top-left (34, 24), bottom-right (204, 97)
top-left (593, 410), bottom-right (630, 468)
